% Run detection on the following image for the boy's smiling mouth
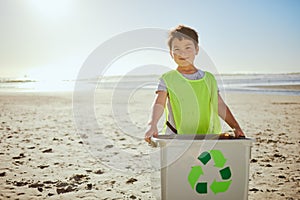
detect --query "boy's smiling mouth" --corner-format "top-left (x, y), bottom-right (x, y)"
top-left (179, 57), bottom-right (188, 60)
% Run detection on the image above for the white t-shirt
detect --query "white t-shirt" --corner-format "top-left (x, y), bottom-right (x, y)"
top-left (156, 69), bottom-right (205, 134)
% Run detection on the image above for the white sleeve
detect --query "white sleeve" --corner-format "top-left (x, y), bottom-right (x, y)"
top-left (156, 78), bottom-right (167, 93)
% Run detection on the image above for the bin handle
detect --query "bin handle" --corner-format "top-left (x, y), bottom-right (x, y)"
top-left (149, 137), bottom-right (158, 147)
top-left (219, 132), bottom-right (246, 139)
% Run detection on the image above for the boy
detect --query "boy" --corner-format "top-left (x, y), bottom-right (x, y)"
top-left (144, 25), bottom-right (245, 143)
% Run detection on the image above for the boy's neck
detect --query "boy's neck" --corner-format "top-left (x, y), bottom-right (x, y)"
top-left (177, 65), bottom-right (198, 74)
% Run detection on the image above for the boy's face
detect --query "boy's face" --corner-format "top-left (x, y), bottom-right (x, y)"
top-left (170, 38), bottom-right (199, 67)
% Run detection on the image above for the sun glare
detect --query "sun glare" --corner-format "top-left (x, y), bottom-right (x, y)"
top-left (28, 0), bottom-right (74, 20)
top-left (27, 67), bottom-right (58, 81)
top-left (24, 66), bottom-right (76, 92)
top-left (26, 66), bottom-right (77, 82)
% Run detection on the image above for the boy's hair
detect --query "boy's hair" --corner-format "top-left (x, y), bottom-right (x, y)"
top-left (168, 25), bottom-right (199, 50)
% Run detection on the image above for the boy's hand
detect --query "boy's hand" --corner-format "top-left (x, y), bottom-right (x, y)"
top-left (144, 125), bottom-right (158, 143)
top-left (234, 128), bottom-right (245, 138)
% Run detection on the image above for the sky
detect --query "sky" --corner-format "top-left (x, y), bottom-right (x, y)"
top-left (0, 0), bottom-right (299, 80)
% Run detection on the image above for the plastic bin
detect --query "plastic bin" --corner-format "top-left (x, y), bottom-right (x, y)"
top-left (151, 134), bottom-right (254, 200)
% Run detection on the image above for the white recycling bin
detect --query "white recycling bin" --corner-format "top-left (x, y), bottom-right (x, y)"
top-left (151, 134), bottom-right (254, 200)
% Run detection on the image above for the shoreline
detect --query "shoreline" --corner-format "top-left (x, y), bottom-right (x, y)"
top-left (249, 84), bottom-right (300, 91)
top-left (0, 83), bottom-right (299, 95)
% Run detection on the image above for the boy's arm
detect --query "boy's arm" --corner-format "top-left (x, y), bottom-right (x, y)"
top-left (218, 94), bottom-right (245, 137)
top-left (144, 91), bottom-right (167, 143)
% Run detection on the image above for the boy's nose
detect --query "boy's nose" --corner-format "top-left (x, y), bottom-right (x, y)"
top-left (177, 50), bottom-right (188, 57)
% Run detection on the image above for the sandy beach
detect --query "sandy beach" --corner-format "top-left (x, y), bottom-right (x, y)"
top-left (0, 89), bottom-right (299, 200)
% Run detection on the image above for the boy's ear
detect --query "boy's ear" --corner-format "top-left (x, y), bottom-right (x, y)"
top-left (195, 45), bottom-right (199, 55)
top-left (169, 50), bottom-right (174, 59)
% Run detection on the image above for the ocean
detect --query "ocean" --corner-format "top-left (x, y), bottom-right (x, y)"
top-left (0, 73), bottom-right (299, 96)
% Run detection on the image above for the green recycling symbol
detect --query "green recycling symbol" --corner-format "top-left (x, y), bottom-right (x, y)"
top-left (188, 150), bottom-right (232, 194)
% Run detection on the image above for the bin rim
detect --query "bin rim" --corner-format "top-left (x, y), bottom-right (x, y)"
top-left (151, 134), bottom-right (255, 141)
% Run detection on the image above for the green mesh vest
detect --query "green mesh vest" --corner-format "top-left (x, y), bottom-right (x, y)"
top-left (162, 70), bottom-right (221, 134)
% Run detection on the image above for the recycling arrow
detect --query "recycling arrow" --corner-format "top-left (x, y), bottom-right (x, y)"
top-left (210, 180), bottom-right (232, 194)
top-left (188, 149), bottom-right (233, 195)
top-left (210, 150), bottom-right (227, 168)
top-left (188, 166), bottom-right (203, 189)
